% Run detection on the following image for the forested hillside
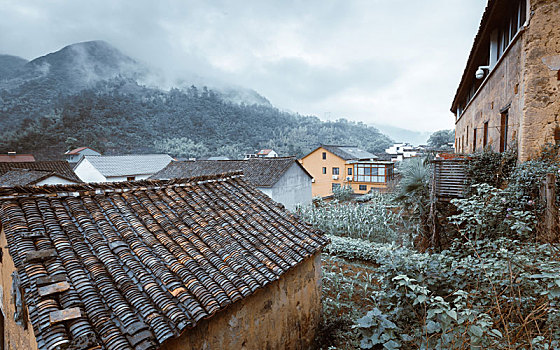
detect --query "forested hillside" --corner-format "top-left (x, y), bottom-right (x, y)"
top-left (0, 41), bottom-right (392, 160)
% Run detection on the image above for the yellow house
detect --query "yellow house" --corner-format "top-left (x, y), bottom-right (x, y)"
top-left (300, 145), bottom-right (395, 198)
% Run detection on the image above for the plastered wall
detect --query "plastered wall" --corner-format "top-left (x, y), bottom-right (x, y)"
top-left (0, 229), bottom-right (38, 350)
top-left (161, 253), bottom-right (322, 350)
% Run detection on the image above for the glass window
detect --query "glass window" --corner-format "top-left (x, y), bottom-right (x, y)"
top-left (322, 152), bottom-right (326, 160)
top-left (359, 185), bottom-right (367, 191)
top-left (322, 167), bottom-right (326, 174)
top-left (332, 167), bottom-right (339, 175)
top-left (348, 168), bottom-right (352, 175)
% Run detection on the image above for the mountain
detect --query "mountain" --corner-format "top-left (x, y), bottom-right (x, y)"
top-left (0, 41), bottom-right (393, 160)
top-left (0, 55), bottom-right (28, 79)
top-left (371, 123), bottom-right (432, 146)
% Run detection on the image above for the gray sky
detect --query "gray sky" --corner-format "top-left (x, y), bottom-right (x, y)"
top-left (0, 0), bottom-right (486, 132)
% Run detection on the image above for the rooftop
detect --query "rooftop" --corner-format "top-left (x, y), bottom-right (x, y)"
top-left (0, 172), bottom-right (328, 350)
top-left (0, 161), bottom-right (81, 182)
top-left (151, 157), bottom-right (311, 187)
top-left (82, 154), bottom-right (174, 177)
top-left (0, 154), bottom-right (36, 162)
top-left (0, 169), bottom-right (78, 186)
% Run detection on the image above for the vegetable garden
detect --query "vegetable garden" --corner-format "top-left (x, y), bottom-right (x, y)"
top-left (300, 148), bottom-right (560, 349)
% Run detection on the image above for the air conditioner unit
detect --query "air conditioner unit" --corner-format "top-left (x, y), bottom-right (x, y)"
top-left (332, 175), bottom-right (339, 180)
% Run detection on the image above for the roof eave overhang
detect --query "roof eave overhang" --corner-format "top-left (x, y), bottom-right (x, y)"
top-left (450, 0), bottom-right (498, 112)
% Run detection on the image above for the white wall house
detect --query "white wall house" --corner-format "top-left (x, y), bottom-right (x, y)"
top-left (74, 154), bottom-right (173, 183)
top-left (151, 157), bottom-right (312, 211)
top-left (64, 147), bottom-right (101, 163)
top-left (385, 143), bottom-right (419, 162)
top-left (257, 161), bottom-right (312, 210)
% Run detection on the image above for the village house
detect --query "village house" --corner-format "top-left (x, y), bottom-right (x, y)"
top-left (452, 0), bottom-right (560, 161)
top-left (0, 152), bottom-right (35, 163)
top-left (0, 169), bottom-right (80, 187)
top-left (300, 145), bottom-right (395, 198)
top-left (151, 157), bottom-right (312, 211)
top-left (74, 154), bottom-right (173, 183)
top-left (0, 161), bottom-right (82, 186)
top-left (64, 147), bottom-right (101, 164)
top-left (384, 143), bottom-right (420, 162)
top-left (0, 172), bottom-right (328, 350)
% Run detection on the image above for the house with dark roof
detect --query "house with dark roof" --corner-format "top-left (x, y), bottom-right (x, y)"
top-left (0, 169), bottom-right (80, 187)
top-left (151, 157), bottom-right (312, 210)
top-left (0, 161), bottom-right (81, 184)
top-left (74, 154), bottom-right (173, 183)
top-left (300, 145), bottom-right (395, 197)
top-left (452, 0), bottom-right (560, 161)
top-left (0, 172), bottom-right (327, 350)
top-left (64, 147), bottom-right (101, 164)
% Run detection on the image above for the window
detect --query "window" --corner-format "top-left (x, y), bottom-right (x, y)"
top-left (483, 122), bottom-right (489, 148)
top-left (473, 128), bottom-right (477, 153)
top-left (322, 152), bottom-right (326, 160)
top-left (332, 167), bottom-right (339, 175)
top-left (500, 111), bottom-right (509, 152)
top-left (332, 183), bottom-right (341, 192)
top-left (322, 167), bottom-right (326, 174)
top-left (359, 185), bottom-right (367, 191)
top-left (353, 163), bottom-right (394, 183)
top-left (127, 176), bottom-right (136, 181)
top-left (348, 168), bottom-right (352, 175)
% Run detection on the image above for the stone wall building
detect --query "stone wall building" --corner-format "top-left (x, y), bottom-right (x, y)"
top-left (0, 172), bottom-right (327, 350)
top-left (451, 0), bottom-right (560, 161)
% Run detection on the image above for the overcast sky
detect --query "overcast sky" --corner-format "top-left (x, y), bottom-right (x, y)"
top-left (0, 0), bottom-right (486, 132)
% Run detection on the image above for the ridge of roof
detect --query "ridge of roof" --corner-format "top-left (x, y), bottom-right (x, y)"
top-left (0, 171), bottom-right (245, 198)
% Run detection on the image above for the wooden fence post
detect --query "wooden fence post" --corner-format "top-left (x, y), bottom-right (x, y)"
top-left (542, 173), bottom-right (558, 242)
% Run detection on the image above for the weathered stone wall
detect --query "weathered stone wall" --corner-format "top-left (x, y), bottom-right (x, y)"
top-left (455, 33), bottom-right (524, 154)
top-left (0, 228), bottom-right (38, 350)
top-left (161, 253), bottom-right (322, 350)
top-left (519, 0), bottom-right (560, 160)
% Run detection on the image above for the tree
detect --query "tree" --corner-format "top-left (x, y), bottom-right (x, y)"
top-left (427, 129), bottom-right (454, 149)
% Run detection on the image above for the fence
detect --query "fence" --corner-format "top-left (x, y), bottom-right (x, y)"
top-left (431, 159), bottom-right (467, 200)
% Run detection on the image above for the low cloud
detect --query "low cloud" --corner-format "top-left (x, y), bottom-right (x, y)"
top-left (0, 0), bottom-right (486, 132)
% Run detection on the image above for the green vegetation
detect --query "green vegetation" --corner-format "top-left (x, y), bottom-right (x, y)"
top-left (427, 130), bottom-right (454, 149)
top-left (305, 149), bottom-right (560, 349)
top-left (0, 79), bottom-right (392, 160)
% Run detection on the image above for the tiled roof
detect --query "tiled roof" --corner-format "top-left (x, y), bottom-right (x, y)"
top-left (151, 157), bottom-right (311, 188)
top-left (83, 154), bottom-right (173, 177)
top-left (0, 170), bottom-right (78, 187)
top-left (321, 145), bottom-right (377, 160)
top-left (0, 161), bottom-right (81, 182)
top-left (0, 154), bottom-right (36, 162)
top-left (65, 147), bottom-right (100, 155)
top-left (0, 172), bottom-right (328, 350)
